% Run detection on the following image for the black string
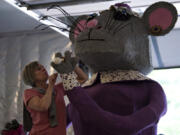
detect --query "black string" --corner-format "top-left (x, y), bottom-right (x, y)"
top-left (39, 15), bottom-right (72, 27)
top-left (114, 22), bottom-right (131, 34)
top-left (47, 5), bottom-right (83, 32)
top-left (105, 12), bottom-right (112, 29)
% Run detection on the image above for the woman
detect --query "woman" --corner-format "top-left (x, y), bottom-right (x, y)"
top-left (22, 61), bottom-right (88, 135)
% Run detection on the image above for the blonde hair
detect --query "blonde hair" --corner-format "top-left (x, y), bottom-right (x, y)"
top-left (22, 61), bottom-right (39, 87)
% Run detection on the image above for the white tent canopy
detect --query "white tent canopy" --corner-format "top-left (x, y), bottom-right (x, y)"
top-left (0, 0), bottom-right (180, 134)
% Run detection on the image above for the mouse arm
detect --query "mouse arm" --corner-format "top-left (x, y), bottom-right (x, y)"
top-left (65, 82), bottom-right (167, 135)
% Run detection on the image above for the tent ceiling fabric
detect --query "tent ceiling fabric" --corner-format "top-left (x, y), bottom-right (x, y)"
top-left (0, 0), bottom-right (41, 34)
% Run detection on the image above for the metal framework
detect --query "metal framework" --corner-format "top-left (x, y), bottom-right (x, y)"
top-left (16, 0), bottom-right (180, 10)
top-left (16, 0), bottom-right (114, 9)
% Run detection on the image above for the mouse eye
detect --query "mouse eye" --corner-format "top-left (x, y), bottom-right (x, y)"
top-left (121, 9), bottom-right (127, 14)
top-left (110, 3), bottom-right (133, 21)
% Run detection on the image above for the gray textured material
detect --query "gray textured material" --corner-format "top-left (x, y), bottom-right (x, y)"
top-left (70, 2), bottom-right (177, 74)
top-left (72, 12), bottom-right (152, 74)
top-left (51, 51), bottom-right (78, 74)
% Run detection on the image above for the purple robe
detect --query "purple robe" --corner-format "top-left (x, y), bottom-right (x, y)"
top-left (66, 79), bottom-right (167, 135)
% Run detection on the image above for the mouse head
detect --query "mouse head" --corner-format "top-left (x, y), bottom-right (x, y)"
top-left (69, 2), bottom-right (177, 74)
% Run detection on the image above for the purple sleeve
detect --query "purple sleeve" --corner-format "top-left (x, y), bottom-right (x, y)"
top-left (66, 82), bottom-right (167, 135)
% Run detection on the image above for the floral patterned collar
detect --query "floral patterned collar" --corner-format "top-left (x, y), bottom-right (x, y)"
top-left (82, 70), bottom-right (150, 87)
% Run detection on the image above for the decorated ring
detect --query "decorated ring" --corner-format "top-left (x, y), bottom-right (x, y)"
top-left (150, 25), bottom-right (162, 35)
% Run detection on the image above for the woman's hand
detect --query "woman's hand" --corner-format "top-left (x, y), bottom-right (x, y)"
top-left (48, 73), bottom-right (58, 87)
top-left (74, 66), bottom-right (88, 84)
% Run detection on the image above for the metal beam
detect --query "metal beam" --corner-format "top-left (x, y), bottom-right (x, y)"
top-left (154, 66), bottom-right (180, 70)
top-left (23, 0), bottom-right (113, 10)
top-left (19, 0), bottom-right (180, 10)
top-left (151, 36), bottom-right (164, 68)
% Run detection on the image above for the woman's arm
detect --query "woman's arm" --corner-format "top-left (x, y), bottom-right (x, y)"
top-left (27, 74), bottom-right (57, 112)
top-left (74, 66), bottom-right (88, 84)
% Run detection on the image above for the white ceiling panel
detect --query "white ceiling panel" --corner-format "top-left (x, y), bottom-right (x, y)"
top-left (0, 0), bottom-right (41, 34)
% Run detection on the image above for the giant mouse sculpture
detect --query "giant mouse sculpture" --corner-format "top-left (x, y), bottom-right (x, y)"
top-left (51, 2), bottom-right (177, 135)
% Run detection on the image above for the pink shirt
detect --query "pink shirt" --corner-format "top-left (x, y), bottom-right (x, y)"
top-left (23, 83), bottom-right (66, 135)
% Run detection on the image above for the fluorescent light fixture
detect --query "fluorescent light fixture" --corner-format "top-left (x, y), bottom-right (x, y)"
top-left (4, 0), bottom-right (69, 37)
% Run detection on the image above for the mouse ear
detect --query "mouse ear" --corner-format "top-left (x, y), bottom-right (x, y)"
top-left (69, 15), bottom-right (98, 43)
top-left (142, 2), bottom-right (178, 36)
top-left (69, 15), bottom-right (88, 43)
